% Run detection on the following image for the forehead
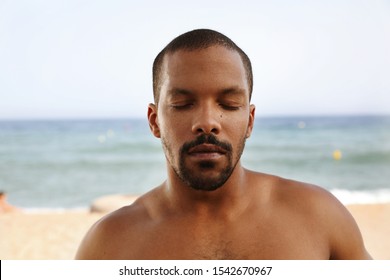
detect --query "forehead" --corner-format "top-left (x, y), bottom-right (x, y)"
top-left (159, 46), bottom-right (249, 97)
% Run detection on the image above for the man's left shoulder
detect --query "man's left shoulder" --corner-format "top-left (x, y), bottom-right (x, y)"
top-left (279, 177), bottom-right (371, 259)
top-left (284, 178), bottom-right (342, 208)
top-left (274, 177), bottom-right (353, 225)
top-left (249, 171), bottom-right (339, 206)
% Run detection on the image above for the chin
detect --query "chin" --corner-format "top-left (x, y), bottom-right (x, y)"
top-left (183, 171), bottom-right (231, 192)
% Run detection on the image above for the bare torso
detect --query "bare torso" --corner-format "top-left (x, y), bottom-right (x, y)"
top-left (76, 171), bottom-right (370, 260)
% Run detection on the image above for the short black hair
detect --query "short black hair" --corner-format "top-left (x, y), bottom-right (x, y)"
top-left (152, 29), bottom-right (253, 104)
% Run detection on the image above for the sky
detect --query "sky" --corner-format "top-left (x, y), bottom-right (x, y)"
top-left (0, 0), bottom-right (389, 120)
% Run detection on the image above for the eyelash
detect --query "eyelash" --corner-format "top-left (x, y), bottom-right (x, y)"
top-left (220, 104), bottom-right (241, 111)
top-left (170, 103), bottom-right (241, 111)
top-left (171, 104), bottom-right (193, 110)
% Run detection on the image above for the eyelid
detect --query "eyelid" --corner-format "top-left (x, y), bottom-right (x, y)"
top-left (169, 99), bottom-right (194, 105)
top-left (169, 103), bottom-right (194, 110)
top-left (218, 98), bottom-right (244, 108)
top-left (220, 104), bottom-right (241, 111)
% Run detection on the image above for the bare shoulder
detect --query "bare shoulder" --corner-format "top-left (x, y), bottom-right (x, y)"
top-left (250, 171), bottom-right (372, 259)
top-left (75, 189), bottom-right (160, 260)
top-left (249, 171), bottom-right (337, 205)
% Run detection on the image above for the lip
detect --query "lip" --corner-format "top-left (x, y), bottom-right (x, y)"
top-left (187, 144), bottom-right (227, 159)
top-left (188, 144), bottom-right (227, 154)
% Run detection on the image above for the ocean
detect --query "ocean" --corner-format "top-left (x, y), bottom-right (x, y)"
top-left (1, 116), bottom-right (389, 210)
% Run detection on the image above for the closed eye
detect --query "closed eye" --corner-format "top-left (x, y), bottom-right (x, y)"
top-left (170, 103), bottom-right (194, 110)
top-left (219, 104), bottom-right (241, 111)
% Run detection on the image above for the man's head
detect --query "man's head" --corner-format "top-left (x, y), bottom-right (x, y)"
top-left (153, 29), bottom-right (253, 104)
top-left (148, 29), bottom-right (255, 192)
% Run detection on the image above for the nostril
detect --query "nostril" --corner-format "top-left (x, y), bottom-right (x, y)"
top-left (195, 126), bottom-right (219, 134)
top-left (192, 113), bottom-right (221, 135)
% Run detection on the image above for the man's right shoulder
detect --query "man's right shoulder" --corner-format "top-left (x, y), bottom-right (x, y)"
top-left (75, 197), bottom-right (153, 259)
top-left (99, 199), bottom-right (151, 232)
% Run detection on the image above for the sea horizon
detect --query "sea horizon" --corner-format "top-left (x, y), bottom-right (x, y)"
top-left (1, 113), bottom-right (389, 122)
top-left (1, 115), bottom-right (389, 210)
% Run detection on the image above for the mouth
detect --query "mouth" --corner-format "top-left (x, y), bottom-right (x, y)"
top-left (187, 144), bottom-right (227, 159)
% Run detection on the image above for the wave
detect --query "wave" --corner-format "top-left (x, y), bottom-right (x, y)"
top-left (22, 207), bottom-right (89, 214)
top-left (20, 189), bottom-right (390, 212)
top-left (331, 188), bottom-right (390, 205)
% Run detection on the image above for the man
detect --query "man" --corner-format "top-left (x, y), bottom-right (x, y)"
top-left (76, 29), bottom-right (371, 259)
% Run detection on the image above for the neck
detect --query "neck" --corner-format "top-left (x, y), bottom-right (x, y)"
top-left (163, 162), bottom-right (250, 219)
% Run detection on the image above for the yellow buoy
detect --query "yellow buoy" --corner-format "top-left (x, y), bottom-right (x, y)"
top-left (333, 149), bottom-right (342, 160)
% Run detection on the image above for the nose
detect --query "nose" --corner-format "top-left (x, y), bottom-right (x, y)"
top-left (191, 103), bottom-right (221, 135)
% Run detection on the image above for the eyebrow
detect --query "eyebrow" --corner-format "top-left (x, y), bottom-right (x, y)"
top-left (168, 86), bottom-right (247, 98)
top-left (167, 88), bottom-right (194, 98)
top-left (219, 87), bottom-right (247, 96)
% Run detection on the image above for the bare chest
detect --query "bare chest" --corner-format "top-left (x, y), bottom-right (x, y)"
top-left (120, 217), bottom-right (329, 260)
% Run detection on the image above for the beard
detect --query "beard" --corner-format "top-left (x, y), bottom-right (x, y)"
top-left (162, 133), bottom-right (246, 191)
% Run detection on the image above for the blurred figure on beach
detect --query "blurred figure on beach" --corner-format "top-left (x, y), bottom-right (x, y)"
top-left (0, 191), bottom-right (21, 214)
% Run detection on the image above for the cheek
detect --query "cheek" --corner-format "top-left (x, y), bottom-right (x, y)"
top-left (224, 116), bottom-right (250, 138)
top-left (159, 114), bottom-right (188, 144)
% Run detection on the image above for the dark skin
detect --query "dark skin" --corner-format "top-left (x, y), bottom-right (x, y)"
top-left (76, 46), bottom-right (371, 259)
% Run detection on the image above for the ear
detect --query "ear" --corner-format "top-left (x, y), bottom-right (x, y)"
top-left (147, 103), bottom-right (161, 138)
top-left (245, 104), bottom-right (256, 138)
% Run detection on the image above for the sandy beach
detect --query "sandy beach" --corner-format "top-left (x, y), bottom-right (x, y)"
top-left (1, 201), bottom-right (389, 260)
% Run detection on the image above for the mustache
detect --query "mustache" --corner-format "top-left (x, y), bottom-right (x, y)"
top-left (180, 134), bottom-right (232, 154)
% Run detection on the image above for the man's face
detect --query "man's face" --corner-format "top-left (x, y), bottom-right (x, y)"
top-left (149, 45), bottom-right (255, 191)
